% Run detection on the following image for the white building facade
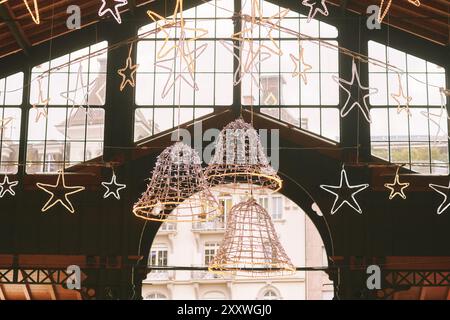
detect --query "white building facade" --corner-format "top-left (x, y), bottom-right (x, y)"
top-left (142, 193), bottom-right (333, 300)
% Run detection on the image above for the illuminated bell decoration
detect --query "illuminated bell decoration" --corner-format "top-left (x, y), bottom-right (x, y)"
top-left (209, 198), bottom-right (295, 278)
top-left (133, 142), bottom-right (222, 222)
top-left (204, 119), bottom-right (282, 194)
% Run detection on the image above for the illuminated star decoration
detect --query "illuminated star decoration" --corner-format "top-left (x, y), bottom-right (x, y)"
top-left (0, 0), bottom-right (40, 24)
top-left (220, 40), bottom-right (271, 89)
top-left (118, 44), bottom-right (139, 91)
top-left (231, 0), bottom-right (289, 86)
top-left (384, 167), bottom-right (409, 200)
top-left (320, 167), bottom-right (369, 215)
top-left (98, 0), bottom-right (128, 24)
top-left (378, 0), bottom-right (421, 23)
top-left (391, 73), bottom-right (412, 116)
top-left (429, 182), bottom-right (450, 215)
top-left (36, 170), bottom-right (85, 214)
top-left (101, 170), bottom-right (126, 200)
top-left (32, 77), bottom-right (50, 123)
top-left (147, 0), bottom-right (209, 98)
top-left (290, 44), bottom-right (312, 85)
top-left (302, 0), bottom-right (329, 23)
top-left (420, 88), bottom-right (449, 143)
top-left (154, 38), bottom-right (208, 99)
top-left (0, 116), bottom-right (13, 130)
top-left (60, 64), bottom-right (96, 124)
top-left (332, 59), bottom-right (378, 123)
top-left (0, 176), bottom-right (19, 198)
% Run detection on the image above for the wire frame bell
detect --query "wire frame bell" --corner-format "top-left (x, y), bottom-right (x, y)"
top-left (204, 118), bottom-right (282, 194)
top-left (208, 198), bottom-right (295, 277)
top-left (133, 142), bottom-right (222, 222)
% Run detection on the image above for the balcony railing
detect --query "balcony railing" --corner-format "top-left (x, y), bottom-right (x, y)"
top-left (190, 266), bottom-right (230, 280)
top-left (159, 222), bottom-right (177, 232)
top-left (145, 269), bottom-right (175, 281)
top-left (192, 220), bottom-right (225, 232)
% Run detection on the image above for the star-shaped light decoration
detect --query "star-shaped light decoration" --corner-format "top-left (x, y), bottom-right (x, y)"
top-left (155, 40), bottom-right (208, 99)
top-left (98, 0), bottom-right (128, 24)
top-left (231, 0), bottom-right (289, 86)
top-left (302, 0), bottom-right (329, 23)
top-left (32, 77), bottom-right (50, 123)
top-left (36, 170), bottom-right (85, 214)
top-left (60, 64), bottom-right (97, 124)
top-left (429, 182), bottom-right (450, 215)
top-left (0, 0), bottom-right (40, 24)
top-left (290, 44), bottom-right (312, 85)
top-left (0, 117), bottom-right (13, 130)
top-left (320, 167), bottom-right (369, 215)
top-left (147, 0), bottom-right (209, 98)
top-left (332, 59), bottom-right (378, 123)
top-left (102, 170), bottom-right (126, 200)
top-left (378, 0), bottom-right (421, 23)
top-left (118, 44), bottom-right (139, 91)
top-left (420, 88), bottom-right (449, 143)
top-left (219, 40), bottom-right (271, 89)
top-left (384, 167), bottom-right (409, 200)
top-left (391, 73), bottom-right (412, 116)
top-left (0, 176), bottom-right (19, 198)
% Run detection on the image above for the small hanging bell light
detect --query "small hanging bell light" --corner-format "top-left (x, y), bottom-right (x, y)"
top-left (204, 118), bottom-right (282, 194)
top-left (133, 142), bottom-right (222, 222)
top-left (208, 198), bottom-right (295, 277)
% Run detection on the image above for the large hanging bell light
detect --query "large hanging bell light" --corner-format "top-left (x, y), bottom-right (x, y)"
top-left (133, 142), bottom-right (222, 222)
top-left (208, 198), bottom-right (295, 277)
top-left (204, 118), bottom-right (282, 194)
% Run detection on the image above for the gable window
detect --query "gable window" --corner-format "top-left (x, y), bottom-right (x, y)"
top-left (369, 41), bottom-right (448, 174)
top-left (26, 42), bottom-right (107, 173)
top-left (241, 0), bottom-right (340, 142)
top-left (0, 72), bottom-right (23, 173)
top-left (134, 0), bottom-right (234, 142)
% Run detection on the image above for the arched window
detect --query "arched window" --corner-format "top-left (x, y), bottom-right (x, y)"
top-left (145, 292), bottom-right (167, 300)
top-left (263, 290), bottom-right (279, 300)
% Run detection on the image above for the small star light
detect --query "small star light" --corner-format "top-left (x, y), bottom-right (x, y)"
top-left (98, 0), bottom-right (128, 24)
top-left (32, 77), bottom-right (50, 123)
top-left (332, 59), bottom-right (378, 123)
top-left (0, 0), bottom-right (40, 24)
top-left (231, 0), bottom-right (289, 86)
top-left (290, 44), bottom-right (312, 85)
top-left (384, 166), bottom-right (409, 200)
top-left (320, 166), bottom-right (369, 215)
top-left (391, 73), bottom-right (412, 116)
top-left (118, 44), bottom-right (139, 92)
top-left (420, 88), bottom-right (449, 143)
top-left (429, 182), bottom-right (450, 215)
top-left (302, 0), bottom-right (329, 23)
top-left (378, 0), bottom-right (421, 23)
top-left (102, 168), bottom-right (126, 200)
top-left (60, 64), bottom-right (96, 124)
top-left (0, 176), bottom-right (19, 198)
top-left (36, 170), bottom-right (85, 214)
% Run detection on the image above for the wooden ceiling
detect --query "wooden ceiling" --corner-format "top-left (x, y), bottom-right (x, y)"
top-left (0, 0), bottom-right (448, 60)
top-left (327, 0), bottom-right (450, 46)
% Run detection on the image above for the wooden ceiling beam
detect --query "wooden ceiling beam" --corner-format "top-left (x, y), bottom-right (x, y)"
top-left (0, 2), bottom-right (30, 56)
top-left (0, 284), bottom-right (5, 300)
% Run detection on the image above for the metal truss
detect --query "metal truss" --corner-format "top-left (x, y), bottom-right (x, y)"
top-left (383, 270), bottom-right (450, 288)
top-left (0, 268), bottom-right (79, 285)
